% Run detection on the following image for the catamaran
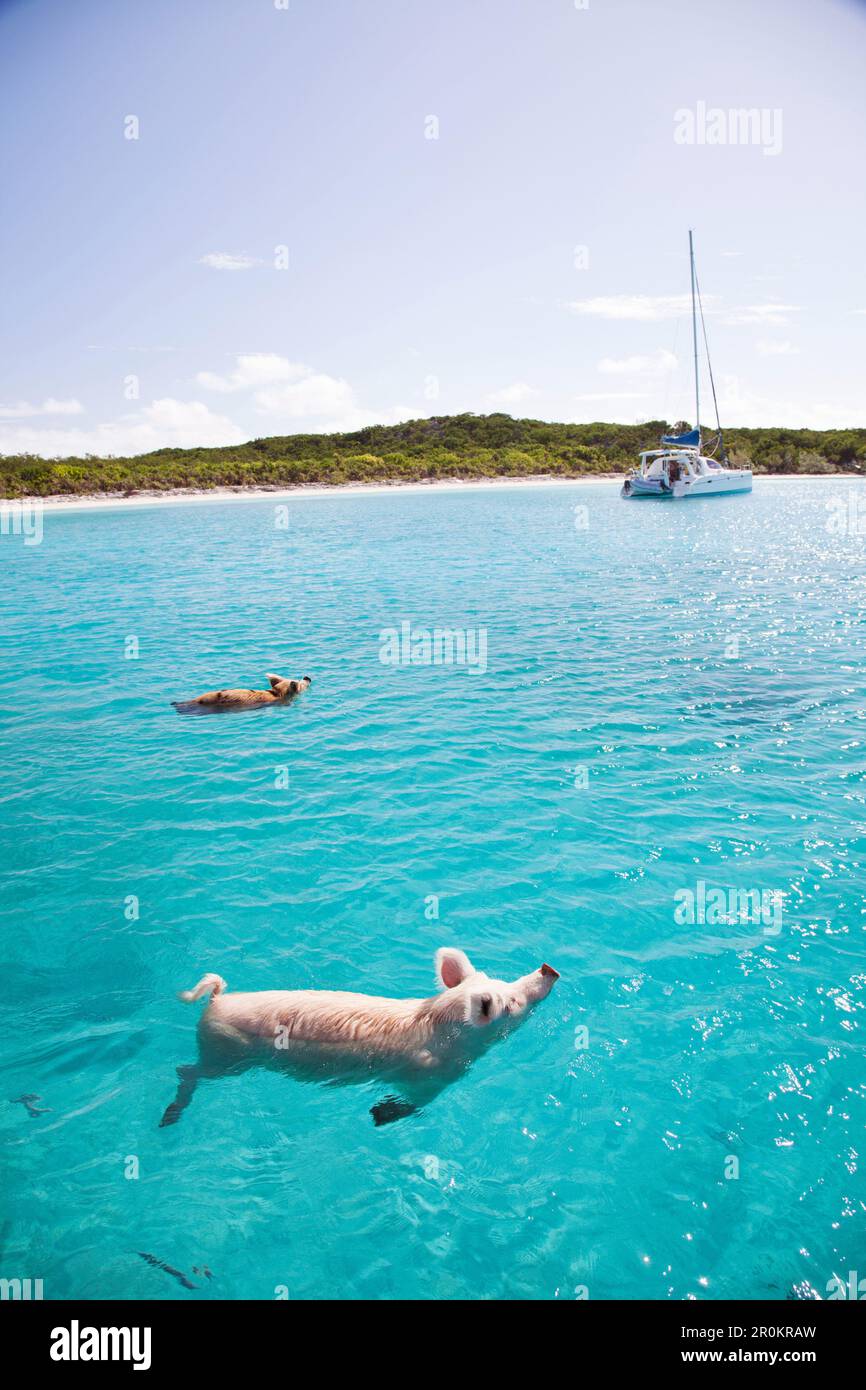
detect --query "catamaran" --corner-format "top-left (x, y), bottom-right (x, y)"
top-left (621, 232), bottom-right (752, 500)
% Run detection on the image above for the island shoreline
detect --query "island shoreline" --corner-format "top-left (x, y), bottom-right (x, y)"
top-left (4, 472), bottom-right (854, 513)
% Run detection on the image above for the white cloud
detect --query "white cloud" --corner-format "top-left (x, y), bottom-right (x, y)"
top-left (198, 355), bottom-right (351, 417)
top-left (574, 391), bottom-right (651, 401)
top-left (720, 250), bottom-right (743, 258)
top-left (199, 251), bottom-right (260, 271)
top-left (569, 294), bottom-right (699, 321)
top-left (485, 381), bottom-right (540, 407)
top-left (255, 371), bottom-right (357, 420)
top-left (0, 399), bottom-right (244, 459)
top-left (0, 397), bottom-right (84, 419)
top-left (317, 404), bottom-right (415, 434)
top-left (568, 393), bottom-right (653, 425)
top-left (755, 339), bottom-right (799, 357)
top-left (199, 356), bottom-right (357, 421)
top-left (716, 375), bottom-right (866, 429)
top-left (196, 354), bottom-right (303, 393)
top-left (598, 349), bottom-right (677, 376)
top-left (197, 353), bottom-right (412, 432)
top-left (723, 303), bottom-right (800, 326)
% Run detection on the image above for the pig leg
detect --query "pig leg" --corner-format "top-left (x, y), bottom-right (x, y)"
top-left (370, 1058), bottom-right (460, 1126)
top-left (371, 1095), bottom-right (417, 1126)
top-left (159, 1063), bottom-right (200, 1128)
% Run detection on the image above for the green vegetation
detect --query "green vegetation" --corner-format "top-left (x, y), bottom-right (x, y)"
top-left (2, 414), bottom-right (864, 498)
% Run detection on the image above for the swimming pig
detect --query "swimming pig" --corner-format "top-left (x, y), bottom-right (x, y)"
top-left (172, 673), bottom-right (311, 714)
top-left (159, 948), bottom-right (559, 1128)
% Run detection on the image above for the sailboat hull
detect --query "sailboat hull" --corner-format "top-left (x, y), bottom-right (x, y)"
top-left (672, 471), bottom-right (753, 498)
top-left (620, 477), bottom-right (672, 498)
top-left (619, 467), bottom-right (756, 500)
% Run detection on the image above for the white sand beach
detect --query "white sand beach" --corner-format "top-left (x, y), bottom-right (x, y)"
top-left (21, 474), bottom-right (624, 512)
top-left (12, 472), bottom-right (851, 514)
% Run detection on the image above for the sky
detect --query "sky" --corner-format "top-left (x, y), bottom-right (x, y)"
top-left (1, 0), bottom-right (865, 457)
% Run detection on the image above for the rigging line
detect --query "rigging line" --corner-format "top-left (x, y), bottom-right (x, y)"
top-left (693, 262), bottom-right (723, 438)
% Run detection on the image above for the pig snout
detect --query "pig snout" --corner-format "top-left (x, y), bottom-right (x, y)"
top-left (522, 963), bottom-right (560, 1003)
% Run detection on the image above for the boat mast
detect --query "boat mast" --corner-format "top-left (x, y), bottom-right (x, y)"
top-left (689, 229), bottom-right (700, 441)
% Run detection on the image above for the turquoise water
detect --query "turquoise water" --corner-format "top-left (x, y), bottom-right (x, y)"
top-left (1, 478), bottom-right (864, 1301)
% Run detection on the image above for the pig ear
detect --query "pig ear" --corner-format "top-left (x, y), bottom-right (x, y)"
top-left (435, 948), bottom-right (475, 990)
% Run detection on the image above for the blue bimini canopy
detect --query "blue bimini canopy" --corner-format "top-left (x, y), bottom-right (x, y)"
top-left (661, 427), bottom-right (700, 447)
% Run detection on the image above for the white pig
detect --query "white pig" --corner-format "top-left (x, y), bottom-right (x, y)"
top-left (160, 948), bottom-right (559, 1128)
